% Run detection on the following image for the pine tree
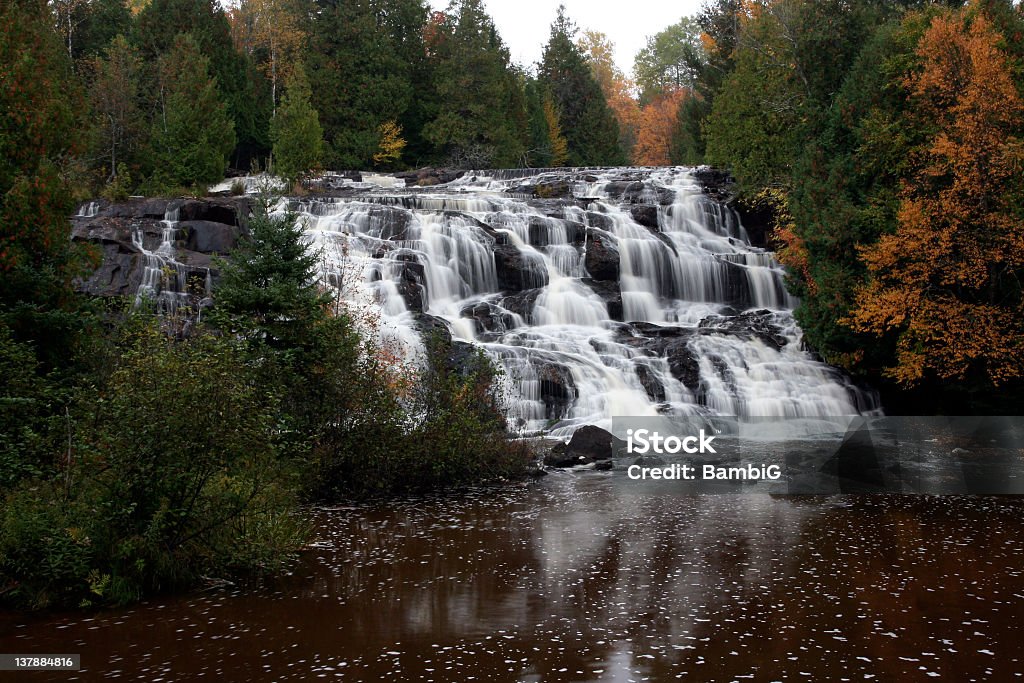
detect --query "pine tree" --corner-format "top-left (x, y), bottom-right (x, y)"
top-left (212, 200), bottom-right (330, 354)
top-left (152, 33), bottom-right (236, 187)
top-left (136, 0), bottom-right (267, 166)
top-left (422, 0), bottom-right (526, 168)
top-left (539, 5), bottom-right (625, 166)
top-left (306, 0), bottom-right (414, 168)
top-left (271, 63), bottom-right (323, 183)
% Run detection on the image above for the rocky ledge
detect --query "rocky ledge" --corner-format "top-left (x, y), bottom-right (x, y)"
top-left (72, 197), bottom-right (250, 298)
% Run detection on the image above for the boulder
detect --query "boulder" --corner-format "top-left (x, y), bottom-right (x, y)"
top-left (537, 362), bottom-right (577, 421)
top-left (698, 310), bottom-right (789, 351)
top-left (630, 205), bottom-right (660, 230)
top-left (584, 229), bottom-right (620, 281)
top-left (615, 323), bottom-right (702, 393)
top-left (494, 244), bottom-right (548, 291)
top-left (580, 278), bottom-right (623, 321)
top-left (171, 198), bottom-right (249, 227)
top-left (75, 244), bottom-right (142, 297)
top-left (461, 301), bottom-right (518, 337)
top-left (397, 260), bottom-right (427, 312)
top-left (500, 289), bottom-right (543, 320)
top-left (181, 220), bottom-right (240, 253)
top-left (565, 425), bottom-right (621, 463)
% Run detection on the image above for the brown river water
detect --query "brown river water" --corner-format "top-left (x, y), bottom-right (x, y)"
top-left (2, 473), bottom-right (1024, 682)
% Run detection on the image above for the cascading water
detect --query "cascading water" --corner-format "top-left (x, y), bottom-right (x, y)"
top-left (131, 206), bottom-right (209, 317)
top-left (279, 167), bottom-right (877, 435)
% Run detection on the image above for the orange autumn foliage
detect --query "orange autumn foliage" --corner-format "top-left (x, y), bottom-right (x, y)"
top-left (633, 90), bottom-right (685, 166)
top-left (846, 11), bottom-right (1024, 387)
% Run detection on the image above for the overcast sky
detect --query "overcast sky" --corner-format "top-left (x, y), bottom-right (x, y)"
top-left (426, 0), bottom-right (704, 76)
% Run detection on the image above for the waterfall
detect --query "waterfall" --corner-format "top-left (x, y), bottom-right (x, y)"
top-left (276, 167), bottom-right (877, 434)
top-left (131, 205), bottom-right (201, 317)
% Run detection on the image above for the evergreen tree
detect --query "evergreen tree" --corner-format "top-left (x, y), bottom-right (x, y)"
top-left (211, 199), bottom-right (330, 355)
top-left (0, 0), bottom-right (89, 366)
top-left (151, 33), bottom-right (236, 187)
top-left (306, 0), bottom-right (414, 168)
top-left (539, 5), bottom-right (625, 166)
top-left (271, 63), bottom-right (324, 183)
top-left (90, 34), bottom-right (145, 183)
top-left (136, 0), bottom-right (267, 166)
top-left (524, 76), bottom-right (554, 167)
top-left (423, 0), bottom-right (526, 168)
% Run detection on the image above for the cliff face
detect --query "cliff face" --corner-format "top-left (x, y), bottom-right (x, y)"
top-left (72, 197), bottom-right (251, 307)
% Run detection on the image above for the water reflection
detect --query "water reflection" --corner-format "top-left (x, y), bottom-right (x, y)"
top-left (3, 475), bottom-right (1024, 681)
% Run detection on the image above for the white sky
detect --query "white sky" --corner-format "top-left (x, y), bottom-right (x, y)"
top-left (426, 0), bottom-right (704, 76)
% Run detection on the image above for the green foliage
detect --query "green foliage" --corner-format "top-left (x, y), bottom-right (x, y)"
top-left (136, 0), bottom-right (268, 161)
top-left (539, 6), bottom-right (625, 166)
top-left (211, 197), bottom-right (330, 355)
top-left (271, 63), bottom-right (324, 183)
top-left (0, 0), bottom-right (92, 369)
top-left (68, 0), bottom-right (134, 64)
top-left (0, 319), bottom-right (305, 609)
top-left (633, 18), bottom-right (705, 104)
top-left (90, 35), bottom-right (145, 185)
top-left (422, 0), bottom-right (527, 168)
top-left (314, 334), bottom-right (532, 498)
top-left (151, 33), bottom-right (236, 188)
top-left (306, 0), bottom-right (415, 168)
top-left (786, 16), bottom-right (929, 371)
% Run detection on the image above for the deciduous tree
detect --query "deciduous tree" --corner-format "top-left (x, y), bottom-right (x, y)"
top-left (847, 11), bottom-right (1024, 387)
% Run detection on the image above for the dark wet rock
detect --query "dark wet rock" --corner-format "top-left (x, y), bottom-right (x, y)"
top-left (594, 460), bottom-right (614, 471)
top-left (567, 425), bottom-right (620, 463)
top-left (819, 421), bottom-right (886, 493)
top-left (584, 229), bottom-right (619, 281)
top-left (691, 167), bottom-right (736, 203)
top-left (494, 244), bottom-right (548, 291)
top-left (350, 206), bottom-right (412, 241)
top-left (602, 180), bottom-right (644, 202)
top-left (461, 301), bottom-right (518, 337)
top-left (583, 211), bottom-right (614, 231)
top-left (698, 310), bottom-right (788, 351)
top-left (532, 180), bottom-right (571, 199)
top-left (445, 211), bottom-right (504, 244)
top-left (75, 243), bottom-right (142, 297)
top-left (630, 205), bottom-right (660, 230)
top-left (730, 196), bottom-right (772, 249)
top-left (615, 323), bottom-right (702, 393)
top-left (443, 340), bottom-right (481, 378)
top-left (175, 249), bottom-right (215, 271)
top-left (413, 313), bottom-right (452, 345)
top-left (633, 455), bottom-right (667, 467)
top-left (525, 215), bottom-right (585, 246)
top-left (181, 220), bottom-right (240, 253)
top-left (580, 278), bottom-right (623, 321)
top-left (635, 363), bottom-right (667, 403)
top-left (545, 425), bottom-right (619, 468)
top-left (397, 260), bottom-right (427, 312)
top-left (395, 167), bottom-right (466, 186)
top-left (500, 289), bottom-right (543, 320)
top-left (538, 362), bottom-right (577, 421)
top-left (171, 198), bottom-right (249, 227)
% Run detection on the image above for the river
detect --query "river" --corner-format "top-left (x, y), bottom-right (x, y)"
top-left (3, 472), bottom-right (1023, 681)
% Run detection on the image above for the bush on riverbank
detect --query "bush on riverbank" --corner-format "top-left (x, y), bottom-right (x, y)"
top-left (0, 205), bottom-right (531, 610)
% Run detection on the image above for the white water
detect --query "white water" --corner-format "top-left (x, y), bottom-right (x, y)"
top-left (130, 205), bottom-right (210, 317)
top-left (275, 167), bottom-right (874, 434)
